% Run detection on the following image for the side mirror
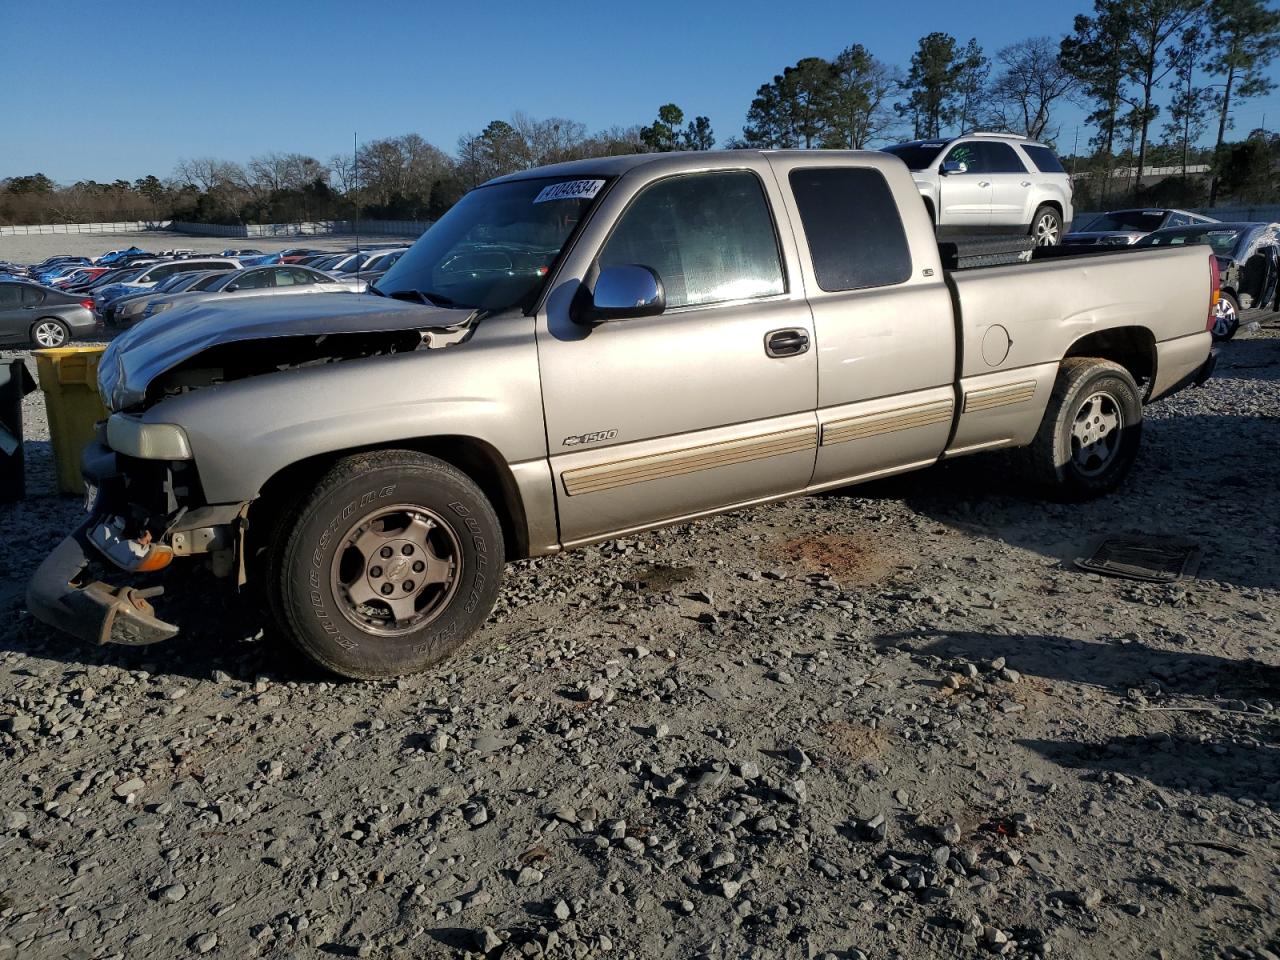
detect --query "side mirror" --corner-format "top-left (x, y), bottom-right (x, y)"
top-left (577, 264), bottom-right (666, 324)
top-left (224, 284), bottom-right (239, 292)
top-left (940, 160), bottom-right (967, 175)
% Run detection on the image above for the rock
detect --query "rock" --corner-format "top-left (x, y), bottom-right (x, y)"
top-left (650, 722), bottom-right (670, 739)
top-left (476, 927), bottom-right (502, 952)
top-left (193, 933), bottom-right (218, 954)
top-left (158, 883), bottom-right (187, 903)
top-left (1079, 888), bottom-right (1103, 909)
top-left (939, 821), bottom-right (963, 845)
top-left (720, 879), bottom-right (742, 899)
top-left (114, 778), bottom-right (145, 799)
top-left (3, 810), bottom-right (28, 831)
top-left (552, 899), bottom-right (572, 921)
top-left (706, 847), bottom-right (735, 870)
top-left (516, 866), bottom-right (543, 887)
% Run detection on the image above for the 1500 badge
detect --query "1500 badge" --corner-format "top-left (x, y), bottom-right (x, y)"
top-left (562, 430), bottom-right (618, 447)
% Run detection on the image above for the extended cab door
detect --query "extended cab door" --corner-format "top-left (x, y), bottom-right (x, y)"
top-left (536, 161), bottom-right (817, 546)
top-left (766, 156), bottom-right (956, 487)
top-left (936, 141), bottom-right (993, 230)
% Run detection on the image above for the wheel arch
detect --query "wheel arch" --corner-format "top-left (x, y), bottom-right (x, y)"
top-left (1062, 326), bottom-right (1156, 395)
top-left (251, 435), bottom-right (534, 562)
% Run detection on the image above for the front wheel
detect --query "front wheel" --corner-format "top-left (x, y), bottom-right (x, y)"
top-left (31, 319), bottom-right (69, 348)
top-left (1021, 358), bottom-right (1143, 501)
top-left (1030, 205), bottom-right (1062, 246)
top-left (269, 450), bottom-right (504, 679)
top-left (1211, 292), bottom-right (1240, 341)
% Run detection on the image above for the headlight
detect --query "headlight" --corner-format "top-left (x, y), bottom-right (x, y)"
top-left (151, 302), bottom-right (173, 314)
top-left (106, 414), bottom-right (193, 460)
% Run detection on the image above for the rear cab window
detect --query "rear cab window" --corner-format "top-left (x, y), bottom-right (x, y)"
top-left (787, 167), bottom-right (912, 292)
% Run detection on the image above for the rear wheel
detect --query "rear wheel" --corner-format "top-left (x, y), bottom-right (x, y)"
top-left (1030, 205), bottom-right (1062, 246)
top-left (269, 450), bottom-right (504, 679)
top-left (1211, 292), bottom-right (1240, 341)
top-left (1021, 358), bottom-right (1143, 500)
top-left (31, 319), bottom-right (69, 348)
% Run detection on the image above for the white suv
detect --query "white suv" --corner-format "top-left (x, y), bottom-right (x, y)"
top-left (882, 133), bottom-right (1074, 245)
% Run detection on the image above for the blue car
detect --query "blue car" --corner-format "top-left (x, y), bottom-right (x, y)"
top-left (95, 246), bottom-right (149, 266)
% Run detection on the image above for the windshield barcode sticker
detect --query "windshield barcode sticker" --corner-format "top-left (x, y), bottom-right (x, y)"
top-left (533, 179), bottom-right (605, 203)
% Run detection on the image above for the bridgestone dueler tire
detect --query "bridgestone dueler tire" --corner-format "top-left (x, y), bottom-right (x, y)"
top-left (269, 451), bottom-right (504, 679)
top-left (1021, 358), bottom-right (1143, 502)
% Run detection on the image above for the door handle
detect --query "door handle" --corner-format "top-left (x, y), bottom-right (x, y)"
top-left (765, 328), bottom-right (810, 358)
top-left (978, 181), bottom-right (991, 188)
top-left (1020, 181), bottom-right (1031, 187)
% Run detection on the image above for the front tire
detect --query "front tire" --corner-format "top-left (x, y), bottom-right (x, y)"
top-left (1030, 205), bottom-right (1062, 246)
top-left (269, 450), bottom-right (504, 679)
top-left (1211, 292), bottom-right (1240, 341)
top-left (31, 319), bottom-right (69, 348)
top-left (1021, 358), bottom-right (1143, 501)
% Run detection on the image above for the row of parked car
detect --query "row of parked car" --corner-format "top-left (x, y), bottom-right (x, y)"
top-left (0, 243), bottom-right (411, 347)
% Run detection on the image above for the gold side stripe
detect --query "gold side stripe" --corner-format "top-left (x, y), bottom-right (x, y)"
top-left (822, 398), bottom-right (954, 446)
top-left (963, 380), bottom-right (1037, 413)
top-left (562, 425), bottom-right (817, 496)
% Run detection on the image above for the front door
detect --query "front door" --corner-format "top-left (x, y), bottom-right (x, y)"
top-left (937, 142), bottom-right (993, 229)
top-left (980, 141), bottom-right (1034, 228)
top-left (536, 164), bottom-right (818, 546)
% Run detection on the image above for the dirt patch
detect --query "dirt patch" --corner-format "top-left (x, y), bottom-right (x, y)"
top-left (763, 532), bottom-right (900, 586)
top-left (821, 721), bottom-right (887, 763)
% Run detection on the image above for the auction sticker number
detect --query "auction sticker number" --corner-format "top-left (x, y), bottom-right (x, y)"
top-left (534, 179), bottom-right (605, 203)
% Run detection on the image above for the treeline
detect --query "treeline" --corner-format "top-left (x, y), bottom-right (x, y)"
top-left (2, 0), bottom-right (1277, 227)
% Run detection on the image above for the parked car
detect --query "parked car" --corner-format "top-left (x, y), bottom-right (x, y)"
top-left (1063, 208), bottom-right (1217, 247)
top-left (337, 248), bottom-right (407, 277)
top-left (108, 270), bottom-right (229, 327)
top-left (95, 247), bottom-right (149, 266)
top-left (881, 132), bottom-right (1074, 244)
top-left (221, 248), bottom-right (265, 257)
top-left (53, 266), bottom-right (111, 288)
top-left (278, 247), bottom-right (323, 263)
top-left (1136, 222), bottom-right (1280, 339)
top-left (93, 258), bottom-right (241, 314)
top-left (33, 257), bottom-right (93, 284)
top-left (140, 265), bottom-right (366, 320)
top-left (0, 280), bottom-right (99, 347)
top-left (29, 150), bottom-right (1216, 678)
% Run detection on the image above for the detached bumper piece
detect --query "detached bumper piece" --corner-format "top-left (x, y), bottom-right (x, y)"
top-left (26, 522), bottom-right (179, 647)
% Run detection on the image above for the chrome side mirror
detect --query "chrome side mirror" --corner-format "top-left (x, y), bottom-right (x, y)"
top-left (579, 265), bottom-right (666, 323)
top-left (940, 160), bottom-right (968, 175)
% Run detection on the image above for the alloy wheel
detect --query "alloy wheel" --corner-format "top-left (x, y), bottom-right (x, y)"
top-left (33, 321), bottom-right (67, 347)
top-left (1070, 391), bottom-right (1122, 476)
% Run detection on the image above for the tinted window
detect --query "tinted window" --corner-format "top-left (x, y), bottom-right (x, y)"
top-left (21, 286), bottom-right (47, 306)
top-left (598, 171), bottom-right (784, 309)
top-left (1021, 145), bottom-right (1066, 174)
top-left (287, 267), bottom-right (322, 285)
top-left (979, 142), bottom-right (1027, 174)
top-left (1084, 211), bottom-right (1167, 232)
top-left (942, 142), bottom-right (981, 172)
top-left (0, 285), bottom-right (24, 307)
top-left (789, 167), bottom-right (912, 292)
top-left (237, 269), bottom-right (275, 290)
top-left (881, 142), bottom-right (948, 170)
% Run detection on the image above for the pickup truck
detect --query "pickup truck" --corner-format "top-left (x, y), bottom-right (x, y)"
top-left (28, 150), bottom-right (1218, 679)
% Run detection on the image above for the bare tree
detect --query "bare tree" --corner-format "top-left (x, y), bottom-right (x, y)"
top-left (987, 37), bottom-right (1081, 140)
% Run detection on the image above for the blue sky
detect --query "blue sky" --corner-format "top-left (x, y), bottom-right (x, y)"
top-left (5, 0), bottom-right (1278, 183)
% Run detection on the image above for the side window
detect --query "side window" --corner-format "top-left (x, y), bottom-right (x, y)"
top-left (789, 167), bottom-right (912, 292)
top-left (1168, 213), bottom-right (1191, 227)
top-left (942, 142), bottom-right (980, 172)
top-left (273, 268), bottom-right (297, 287)
top-left (21, 285), bottom-right (47, 306)
top-left (980, 142), bottom-right (1028, 174)
top-left (0, 286), bottom-right (21, 307)
top-left (237, 270), bottom-right (275, 290)
top-left (289, 268), bottom-right (322, 284)
top-left (1021, 145), bottom-right (1066, 174)
top-left (597, 171), bottom-right (785, 310)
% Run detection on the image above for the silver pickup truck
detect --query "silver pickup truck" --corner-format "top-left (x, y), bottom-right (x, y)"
top-left (28, 150), bottom-right (1218, 678)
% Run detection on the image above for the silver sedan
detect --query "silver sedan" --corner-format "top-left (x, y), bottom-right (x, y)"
top-left (139, 265), bottom-right (368, 322)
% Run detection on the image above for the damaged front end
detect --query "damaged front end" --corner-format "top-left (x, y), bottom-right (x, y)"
top-left (27, 433), bottom-right (250, 647)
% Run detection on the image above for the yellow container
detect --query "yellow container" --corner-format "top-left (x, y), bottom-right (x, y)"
top-left (33, 347), bottom-right (109, 495)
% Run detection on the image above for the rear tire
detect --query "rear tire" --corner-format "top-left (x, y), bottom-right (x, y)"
top-left (1030, 205), bottom-right (1062, 246)
top-left (268, 450), bottom-right (504, 679)
top-left (1211, 292), bottom-right (1240, 341)
top-left (1021, 358), bottom-right (1142, 501)
top-left (31, 319), bottom-right (69, 348)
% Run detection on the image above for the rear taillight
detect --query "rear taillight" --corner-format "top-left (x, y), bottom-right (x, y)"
top-left (1206, 254), bottom-right (1220, 332)
top-left (80, 299), bottom-right (95, 311)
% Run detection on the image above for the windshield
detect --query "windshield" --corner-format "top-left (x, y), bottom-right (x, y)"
top-left (881, 142), bottom-right (948, 170)
top-left (1084, 210), bottom-right (1166, 232)
top-left (375, 175), bottom-right (608, 311)
top-left (1137, 227), bottom-right (1245, 256)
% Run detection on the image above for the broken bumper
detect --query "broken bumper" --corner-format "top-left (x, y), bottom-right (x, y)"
top-left (26, 520), bottom-right (180, 647)
top-left (1193, 347), bottom-right (1217, 387)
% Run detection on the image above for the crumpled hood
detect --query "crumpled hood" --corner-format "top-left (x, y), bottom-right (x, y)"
top-left (99, 292), bottom-right (470, 411)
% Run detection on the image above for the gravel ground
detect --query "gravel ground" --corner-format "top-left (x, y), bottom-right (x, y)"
top-left (0, 231), bottom-right (418, 265)
top-left (0, 323), bottom-right (1278, 960)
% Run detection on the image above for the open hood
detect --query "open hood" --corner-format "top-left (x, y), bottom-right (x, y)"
top-left (99, 292), bottom-right (472, 411)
